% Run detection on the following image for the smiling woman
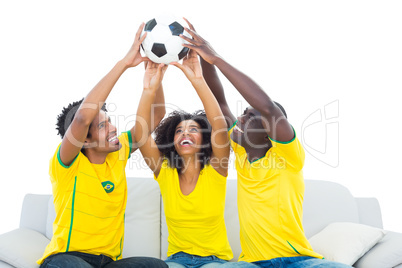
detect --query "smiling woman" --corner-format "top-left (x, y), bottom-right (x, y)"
top-left (133, 46), bottom-right (233, 266)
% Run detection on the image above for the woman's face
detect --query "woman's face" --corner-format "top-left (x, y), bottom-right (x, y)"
top-left (173, 120), bottom-right (203, 157)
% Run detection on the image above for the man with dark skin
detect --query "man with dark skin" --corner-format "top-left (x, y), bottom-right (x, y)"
top-left (179, 19), bottom-right (351, 268)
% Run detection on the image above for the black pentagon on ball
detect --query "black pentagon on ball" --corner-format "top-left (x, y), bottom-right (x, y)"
top-left (169, 21), bottom-right (184, 36)
top-left (144, 18), bottom-right (157, 32)
top-left (151, 43), bottom-right (167, 57)
top-left (178, 47), bottom-right (189, 60)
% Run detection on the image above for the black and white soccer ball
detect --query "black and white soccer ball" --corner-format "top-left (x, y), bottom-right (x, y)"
top-left (141, 15), bottom-right (191, 64)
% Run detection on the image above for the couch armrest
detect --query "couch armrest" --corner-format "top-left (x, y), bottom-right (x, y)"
top-left (0, 228), bottom-right (50, 268)
top-left (353, 231), bottom-right (402, 267)
top-left (355, 197), bottom-right (383, 228)
top-left (20, 194), bottom-right (51, 236)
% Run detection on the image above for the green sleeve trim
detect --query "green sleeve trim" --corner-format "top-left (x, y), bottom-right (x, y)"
top-left (57, 146), bottom-right (78, 168)
top-left (228, 120), bottom-right (238, 131)
top-left (269, 126), bottom-right (296, 144)
top-left (123, 130), bottom-right (133, 160)
top-left (126, 130), bottom-right (133, 149)
top-left (287, 240), bottom-right (301, 255)
top-left (66, 176), bottom-right (77, 251)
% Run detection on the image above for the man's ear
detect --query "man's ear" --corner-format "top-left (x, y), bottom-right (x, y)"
top-left (83, 137), bottom-right (93, 148)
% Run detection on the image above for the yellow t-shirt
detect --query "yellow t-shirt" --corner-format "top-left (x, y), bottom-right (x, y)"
top-left (155, 160), bottom-right (233, 260)
top-left (229, 123), bottom-right (323, 262)
top-left (38, 131), bottom-right (133, 264)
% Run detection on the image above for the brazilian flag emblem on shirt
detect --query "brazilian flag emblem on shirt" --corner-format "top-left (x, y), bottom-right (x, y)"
top-left (102, 181), bottom-right (115, 193)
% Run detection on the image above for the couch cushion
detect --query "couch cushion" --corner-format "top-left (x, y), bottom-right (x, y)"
top-left (123, 177), bottom-right (161, 258)
top-left (309, 222), bottom-right (386, 265)
top-left (0, 228), bottom-right (49, 268)
top-left (224, 179), bottom-right (241, 262)
top-left (161, 200), bottom-right (168, 260)
top-left (46, 197), bottom-right (55, 240)
top-left (20, 194), bottom-right (51, 236)
top-left (303, 180), bottom-right (359, 238)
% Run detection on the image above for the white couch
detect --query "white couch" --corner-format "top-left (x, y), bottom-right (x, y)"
top-left (1, 178), bottom-right (402, 268)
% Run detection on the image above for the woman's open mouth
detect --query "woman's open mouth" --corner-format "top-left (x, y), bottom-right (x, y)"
top-left (180, 138), bottom-right (194, 147)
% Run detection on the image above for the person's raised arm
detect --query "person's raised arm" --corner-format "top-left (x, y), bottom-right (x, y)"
top-left (183, 19), bottom-right (235, 129)
top-left (134, 62), bottom-right (167, 176)
top-left (60, 23), bottom-right (148, 166)
top-left (181, 20), bottom-right (294, 142)
top-left (171, 49), bottom-right (229, 176)
top-left (146, 61), bottom-right (166, 133)
top-left (128, 62), bottom-right (166, 154)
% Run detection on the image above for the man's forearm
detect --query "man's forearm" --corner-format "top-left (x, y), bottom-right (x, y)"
top-left (214, 57), bottom-right (274, 116)
top-left (79, 60), bottom-right (129, 123)
top-left (200, 58), bottom-right (228, 106)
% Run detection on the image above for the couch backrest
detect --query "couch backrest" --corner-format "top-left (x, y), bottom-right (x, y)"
top-left (20, 194), bottom-right (51, 235)
top-left (122, 178), bottom-right (162, 258)
top-left (303, 180), bottom-right (360, 238)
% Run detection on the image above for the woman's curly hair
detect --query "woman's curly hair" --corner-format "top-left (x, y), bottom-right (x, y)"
top-left (56, 98), bottom-right (107, 139)
top-left (154, 110), bottom-right (212, 173)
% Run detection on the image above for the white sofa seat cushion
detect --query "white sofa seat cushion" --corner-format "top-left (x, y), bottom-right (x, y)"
top-left (0, 228), bottom-right (50, 268)
top-left (309, 222), bottom-right (386, 265)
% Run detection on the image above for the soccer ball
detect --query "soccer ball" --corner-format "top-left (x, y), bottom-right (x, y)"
top-left (141, 15), bottom-right (191, 64)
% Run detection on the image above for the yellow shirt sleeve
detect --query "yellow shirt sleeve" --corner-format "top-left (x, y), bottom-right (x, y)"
top-left (268, 127), bottom-right (305, 171)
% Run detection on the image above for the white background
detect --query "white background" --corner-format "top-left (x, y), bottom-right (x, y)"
top-left (1, 0), bottom-right (401, 236)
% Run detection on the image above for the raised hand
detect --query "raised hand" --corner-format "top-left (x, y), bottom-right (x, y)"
top-left (178, 18), bottom-right (220, 65)
top-left (170, 48), bottom-right (203, 83)
top-left (123, 23), bottom-right (149, 68)
top-left (143, 61), bottom-right (168, 91)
